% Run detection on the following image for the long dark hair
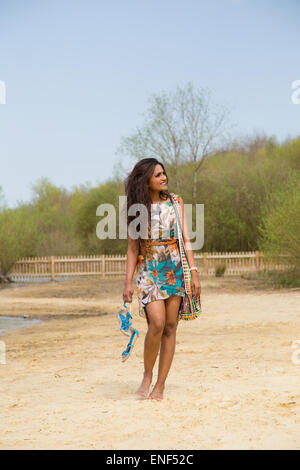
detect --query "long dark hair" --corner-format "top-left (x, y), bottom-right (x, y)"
top-left (124, 158), bottom-right (170, 250)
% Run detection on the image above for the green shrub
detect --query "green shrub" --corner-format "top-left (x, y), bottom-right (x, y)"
top-left (215, 264), bottom-right (226, 277)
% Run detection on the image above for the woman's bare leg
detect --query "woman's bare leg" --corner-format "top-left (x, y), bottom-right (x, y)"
top-left (136, 300), bottom-right (166, 397)
top-left (148, 295), bottom-right (181, 400)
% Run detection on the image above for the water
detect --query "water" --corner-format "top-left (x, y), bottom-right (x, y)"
top-left (0, 316), bottom-right (42, 336)
top-left (0, 276), bottom-right (83, 289)
top-left (10, 276), bottom-right (83, 283)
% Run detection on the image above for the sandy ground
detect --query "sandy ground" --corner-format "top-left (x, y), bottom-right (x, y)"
top-left (0, 275), bottom-right (299, 450)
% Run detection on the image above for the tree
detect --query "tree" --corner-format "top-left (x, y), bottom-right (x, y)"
top-left (116, 82), bottom-right (230, 203)
top-left (74, 179), bottom-right (126, 254)
top-left (0, 205), bottom-right (40, 280)
top-left (29, 177), bottom-right (81, 255)
top-left (258, 170), bottom-right (300, 272)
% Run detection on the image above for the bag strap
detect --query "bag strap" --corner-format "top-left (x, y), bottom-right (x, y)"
top-left (170, 193), bottom-right (191, 295)
top-left (170, 192), bottom-right (185, 255)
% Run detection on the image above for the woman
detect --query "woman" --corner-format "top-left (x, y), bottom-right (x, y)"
top-left (123, 158), bottom-right (201, 400)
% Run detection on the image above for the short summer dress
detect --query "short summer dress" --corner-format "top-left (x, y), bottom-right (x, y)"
top-left (136, 194), bottom-right (185, 318)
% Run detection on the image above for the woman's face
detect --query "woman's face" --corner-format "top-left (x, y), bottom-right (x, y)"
top-left (148, 164), bottom-right (168, 192)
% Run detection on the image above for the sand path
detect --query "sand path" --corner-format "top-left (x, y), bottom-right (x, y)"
top-left (0, 277), bottom-right (299, 449)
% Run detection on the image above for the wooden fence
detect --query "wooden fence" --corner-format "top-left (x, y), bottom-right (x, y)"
top-left (8, 251), bottom-right (289, 280)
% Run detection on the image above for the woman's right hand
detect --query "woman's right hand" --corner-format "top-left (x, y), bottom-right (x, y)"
top-left (123, 281), bottom-right (134, 303)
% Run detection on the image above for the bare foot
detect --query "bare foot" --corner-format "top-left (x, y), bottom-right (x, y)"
top-left (136, 372), bottom-right (152, 398)
top-left (148, 383), bottom-right (164, 400)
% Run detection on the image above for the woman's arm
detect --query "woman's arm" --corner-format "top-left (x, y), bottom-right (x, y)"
top-left (123, 236), bottom-right (139, 303)
top-left (178, 196), bottom-right (201, 297)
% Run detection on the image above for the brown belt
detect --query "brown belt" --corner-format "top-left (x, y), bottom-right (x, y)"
top-left (137, 238), bottom-right (178, 265)
top-left (146, 238), bottom-right (178, 246)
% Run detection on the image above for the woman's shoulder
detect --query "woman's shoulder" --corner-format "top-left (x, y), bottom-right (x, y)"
top-left (170, 192), bottom-right (182, 204)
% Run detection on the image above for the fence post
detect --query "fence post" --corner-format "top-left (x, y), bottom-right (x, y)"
top-left (203, 252), bottom-right (208, 274)
top-left (102, 255), bottom-right (105, 279)
top-left (50, 256), bottom-right (55, 281)
top-left (255, 251), bottom-right (260, 271)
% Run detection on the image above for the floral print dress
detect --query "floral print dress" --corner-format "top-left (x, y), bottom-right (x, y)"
top-left (136, 196), bottom-right (185, 318)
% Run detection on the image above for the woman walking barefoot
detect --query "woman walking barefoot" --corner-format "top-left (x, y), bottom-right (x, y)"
top-left (122, 158), bottom-right (201, 400)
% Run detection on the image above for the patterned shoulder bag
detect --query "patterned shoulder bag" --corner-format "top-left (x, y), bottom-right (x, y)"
top-left (170, 192), bottom-right (202, 321)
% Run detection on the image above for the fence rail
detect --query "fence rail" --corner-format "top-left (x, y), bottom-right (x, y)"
top-left (8, 251), bottom-right (290, 280)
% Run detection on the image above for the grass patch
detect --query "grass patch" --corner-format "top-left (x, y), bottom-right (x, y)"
top-left (242, 268), bottom-right (300, 288)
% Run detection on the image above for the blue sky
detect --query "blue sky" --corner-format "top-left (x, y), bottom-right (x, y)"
top-left (0, 0), bottom-right (299, 208)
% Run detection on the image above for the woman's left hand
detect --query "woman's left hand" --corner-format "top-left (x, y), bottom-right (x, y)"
top-left (191, 272), bottom-right (201, 297)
